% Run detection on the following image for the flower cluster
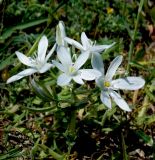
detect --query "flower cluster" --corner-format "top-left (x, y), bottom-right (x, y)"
top-left (7, 21), bottom-right (145, 111)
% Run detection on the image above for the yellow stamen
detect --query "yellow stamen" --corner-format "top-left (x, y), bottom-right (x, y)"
top-left (104, 81), bottom-right (111, 87)
top-left (69, 66), bottom-right (75, 73)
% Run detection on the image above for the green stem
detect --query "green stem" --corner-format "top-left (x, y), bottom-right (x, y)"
top-left (66, 109), bottom-right (76, 157)
top-left (52, 86), bottom-right (59, 107)
top-left (68, 110), bottom-right (76, 135)
top-left (65, 87), bottom-right (77, 156)
top-left (126, 0), bottom-right (144, 74)
top-left (68, 86), bottom-right (77, 135)
top-left (101, 110), bottom-right (108, 127)
top-left (121, 132), bottom-right (128, 160)
top-left (39, 144), bottom-right (64, 160)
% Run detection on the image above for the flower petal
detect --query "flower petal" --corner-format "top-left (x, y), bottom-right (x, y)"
top-left (95, 77), bottom-right (104, 89)
top-left (110, 90), bottom-right (131, 112)
top-left (57, 73), bottom-right (72, 86)
top-left (45, 43), bottom-right (56, 61)
top-left (57, 46), bottom-right (72, 66)
top-left (112, 77), bottom-right (145, 90)
top-left (18, 68), bottom-right (37, 76)
top-left (100, 91), bottom-right (111, 108)
top-left (15, 51), bottom-right (33, 67)
top-left (7, 75), bottom-right (25, 84)
top-left (73, 75), bottom-right (84, 84)
top-left (80, 69), bottom-right (101, 80)
top-left (64, 37), bottom-right (84, 51)
top-left (91, 42), bottom-right (115, 53)
top-left (56, 21), bottom-right (67, 47)
top-left (105, 55), bottom-right (123, 81)
top-left (74, 52), bottom-right (89, 70)
top-left (91, 53), bottom-right (104, 74)
top-left (81, 32), bottom-right (90, 49)
top-left (52, 60), bottom-right (66, 72)
top-left (39, 63), bottom-right (53, 73)
top-left (38, 35), bottom-right (48, 61)
top-left (6, 68), bottom-right (36, 84)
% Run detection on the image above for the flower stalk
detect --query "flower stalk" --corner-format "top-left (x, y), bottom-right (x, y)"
top-left (39, 144), bottom-right (64, 160)
top-left (68, 109), bottom-right (76, 136)
top-left (127, 0), bottom-right (145, 74)
top-left (68, 87), bottom-right (77, 136)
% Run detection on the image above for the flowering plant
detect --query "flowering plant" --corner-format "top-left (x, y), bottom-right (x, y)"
top-left (6, 20), bottom-right (146, 159)
top-left (7, 21), bottom-right (145, 112)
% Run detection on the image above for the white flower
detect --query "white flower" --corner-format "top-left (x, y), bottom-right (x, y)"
top-left (7, 36), bottom-right (56, 84)
top-left (52, 46), bottom-right (101, 86)
top-left (64, 32), bottom-right (115, 58)
top-left (56, 21), bottom-right (68, 47)
top-left (92, 54), bottom-right (145, 111)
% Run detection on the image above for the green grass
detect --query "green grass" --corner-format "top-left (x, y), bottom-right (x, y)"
top-left (0, 0), bottom-right (155, 159)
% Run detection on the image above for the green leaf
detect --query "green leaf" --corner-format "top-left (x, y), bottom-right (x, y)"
top-left (135, 48), bottom-right (145, 61)
top-left (146, 115), bottom-right (155, 125)
top-left (39, 144), bottom-right (65, 160)
top-left (25, 106), bottom-right (57, 112)
top-left (0, 148), bottom-right (23, 159)
top-left (30, 79), bottom-right (54, 101)
top-left (0, 18), bottom-right (48, 42)
top-left (135, 130), bottom-right (153, 146)
top-left (130, 61), bottom-right (151, 71)
top-left (0, 54), bottom-right (15, 71)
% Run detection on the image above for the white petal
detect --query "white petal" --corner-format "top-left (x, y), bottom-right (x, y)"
top-left (57, 73), bottom-right (72, 86)
top-left (6, 68), bottom-right (36, 84)
top-left (112, 77), bottom-right (145, 90)
top-left (100, 91), bottom-right (111, 108)
top-left (56, 21), bottom-right (67, 47)
top-left (105, 56), bottom-right (123, 81)
top-left (74, 52), bottom-right (89, 70)
top-left (57, 46), bottom-right (72, 66)
top-left (18, 68), bottom-right (37, 76)
top-left (80, 69), bottom-right (101, 81)
top-left (110, 90), bottom-right (131, 112)
top-left (91, 42), bottom-right (115, 53)
top-left (39, 63), bottom-right (53, 73)
top-left (95, 77), bottom-right (104, 89)
top-left (7, 75), bottom-right (25, 84)
top-left (81, 32), bottom-right (90, 49)
top-left (73, 75), bottom-right (84, 84)
top-left (38, 35), bottom-right (48, 61)
top-left (64, 37), bottom-right (84, 51)
top-left (45, 43), bottom-right (56, 61)
top-left (52, 60), bottom-right (66, 72)
top-left (15, 51), bottom-right (33, 67)
top-left (91, 53), bottom-right (104, 74)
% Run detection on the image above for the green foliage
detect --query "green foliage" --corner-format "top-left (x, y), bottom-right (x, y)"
top-left (0, 0), bottom-right (155, 159)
